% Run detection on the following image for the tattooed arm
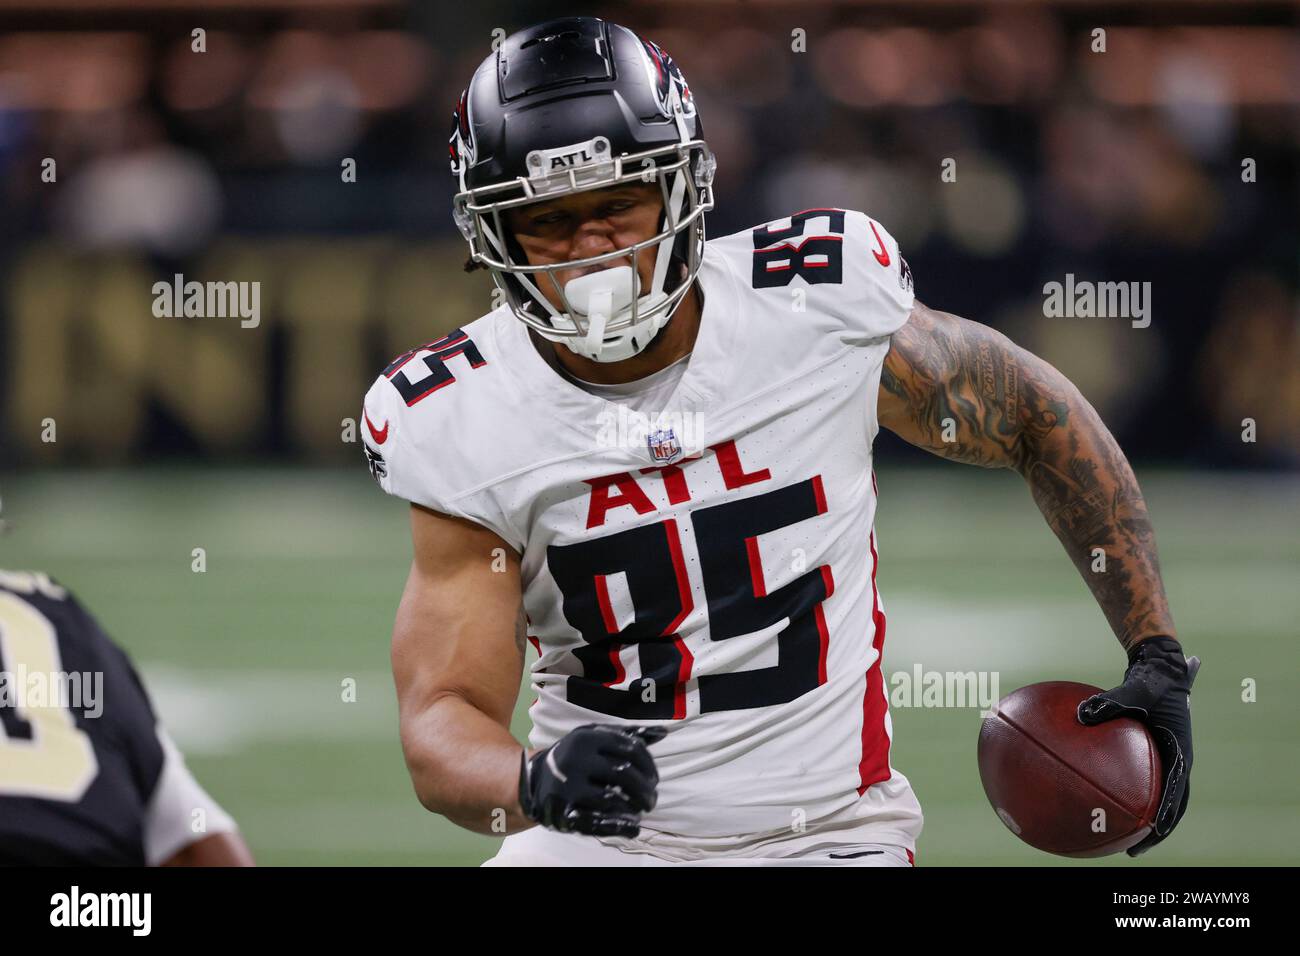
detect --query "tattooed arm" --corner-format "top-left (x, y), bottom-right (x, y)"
top-left (877, 300), bottom-right (1176, 652)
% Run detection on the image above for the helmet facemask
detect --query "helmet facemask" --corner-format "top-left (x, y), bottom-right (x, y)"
top-left (454, 128), bottom-right (716, 363)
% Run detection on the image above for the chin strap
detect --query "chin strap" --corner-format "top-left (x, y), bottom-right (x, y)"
top-left (583, 288), bottom-right (612, 356)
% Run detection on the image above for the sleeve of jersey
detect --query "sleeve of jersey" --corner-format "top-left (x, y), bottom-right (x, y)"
top-left (360, 374), bottom-right (521, 551)
top-left (832, 210), bottom-right (915, 345)
top-left (142, 726), bottom-right (238, 866)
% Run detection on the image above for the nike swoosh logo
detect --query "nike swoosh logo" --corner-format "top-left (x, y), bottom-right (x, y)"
top-left (868, 221), bottom-right (891, 267)
top-left (828, 850), bottom-right (884, 859)
top-left (364, 410), bottom-right (389, 445)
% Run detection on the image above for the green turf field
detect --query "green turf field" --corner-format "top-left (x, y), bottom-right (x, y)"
top-left (2, 466), bottom-right (1296, 865)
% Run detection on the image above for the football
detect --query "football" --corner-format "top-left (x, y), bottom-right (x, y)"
top-left (977, 681), bottom-right (1163, 858)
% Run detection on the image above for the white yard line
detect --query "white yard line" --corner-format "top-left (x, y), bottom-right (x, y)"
top-left (141, 667), bottom-right (395, 754)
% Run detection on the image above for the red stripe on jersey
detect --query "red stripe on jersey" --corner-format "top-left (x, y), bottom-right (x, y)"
top-left (811, 474), bottom-right (828, 514)
top-left (857, 529), bottom-right (893, 795)
top-left (662, 519), bottom-right (695, 719)
top-left (606, 646), bottom-right (626, 689)
top-left (820, 563), bottom-right (835, 599)
top-left (404, 375), bottom-right (456, 407)
top-left (759, 235), bottom-right (844, 256)
top-left (745, 535), bottom-right (766, 598)
top-left (593, 576), bottom-right (626, 689)
top-left (814, 603), bottom-right (829, 685)
top-left (906, 848), bottom-right (915, 866)
top-left (673, 636), bottom-right (694, 720)
top-left (662, 519), bottom-right (694, 634)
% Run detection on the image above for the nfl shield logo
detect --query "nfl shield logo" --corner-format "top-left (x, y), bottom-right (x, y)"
top-left (647, 427), bottom-right (682, 464)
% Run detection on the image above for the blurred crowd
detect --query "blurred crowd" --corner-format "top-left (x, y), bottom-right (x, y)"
top-left (1, 0), bottom-right (1297, 467)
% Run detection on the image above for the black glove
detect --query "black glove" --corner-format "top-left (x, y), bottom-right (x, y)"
top-left (1077, 635), bottom-right (1200, 856)
top-left (518, 724), bottom-right (666, 838)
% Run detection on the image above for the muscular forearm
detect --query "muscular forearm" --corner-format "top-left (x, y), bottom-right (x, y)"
top-left (1016, 389), bottom-right (1177, 651)
top-left (399, 693), bottom-right (534, 834)
top-left (880, 302), bottom-right (1177, 651)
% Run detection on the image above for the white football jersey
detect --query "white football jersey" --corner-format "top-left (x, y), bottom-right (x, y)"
top-left (363, 208), bottom-right (924, 856)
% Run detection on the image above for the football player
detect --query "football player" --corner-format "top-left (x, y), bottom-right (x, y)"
top-left (365, 17), bottom-right (1195, 865)
top-left (0, 569), bottom-right (253, 865)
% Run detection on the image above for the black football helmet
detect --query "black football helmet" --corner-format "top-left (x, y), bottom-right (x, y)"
top-left (449, 17), bottom-right (716, 362)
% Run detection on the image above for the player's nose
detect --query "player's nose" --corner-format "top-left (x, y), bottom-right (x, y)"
top-left (570, 217), bottom-right (618, 259)
top-left (570, 225), bottom-right (636, 280)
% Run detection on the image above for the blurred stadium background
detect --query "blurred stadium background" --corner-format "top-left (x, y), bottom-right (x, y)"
top-left (1, 0), bottom-right (1297, 864)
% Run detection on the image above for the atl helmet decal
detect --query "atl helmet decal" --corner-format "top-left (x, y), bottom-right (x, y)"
top-left (448, 87), bottom-right (476, 174)
top-left (639, 39), bottom-right (695, 119)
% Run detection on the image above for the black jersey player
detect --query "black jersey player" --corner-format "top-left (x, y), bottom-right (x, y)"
top-left (0, 569), bottom-right (253, 866)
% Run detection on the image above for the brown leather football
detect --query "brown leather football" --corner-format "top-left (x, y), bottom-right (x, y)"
top-left (978, 681), bottom-right (1162, 857)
